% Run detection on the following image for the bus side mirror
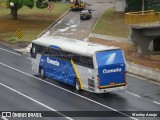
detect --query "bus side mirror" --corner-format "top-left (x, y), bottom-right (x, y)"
top-left (30, 48), bottom-right (32, 54)
top-left (30, 47), bottom-right (36, 58)
top-left (30, 48), bottom-right (34, 58)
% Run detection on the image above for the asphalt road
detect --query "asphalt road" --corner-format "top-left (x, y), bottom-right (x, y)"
top-left (43, 0), bottom-right (115, 40)
top-left (0, 45), bottom-right (160, 120)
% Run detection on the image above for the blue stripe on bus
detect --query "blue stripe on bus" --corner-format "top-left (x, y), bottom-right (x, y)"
top-left (39, 55), bottom-right (76, 86)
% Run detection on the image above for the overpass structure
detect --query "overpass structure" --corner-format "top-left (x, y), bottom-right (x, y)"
top-left (125, 10), bottom-right (160, 55)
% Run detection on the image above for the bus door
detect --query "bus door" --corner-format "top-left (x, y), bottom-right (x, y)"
top-left (96, 49), bottom-right (126, 89)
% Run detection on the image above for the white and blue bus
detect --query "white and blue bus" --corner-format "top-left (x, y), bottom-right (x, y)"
top-left (30, 36), bottom-right (127, 93)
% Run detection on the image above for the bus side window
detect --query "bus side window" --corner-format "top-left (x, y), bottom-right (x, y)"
top-left (50, 48), bottom-right (62, 58)
top-left (44, 47), bottom-right (49, 55)
top-left (61, 51), bottom-right (66, 59)
top-left (56, 49), bottom-right (62, 58)
top-left (50, 48), bottom-right (55, 57)
top-left (88, 57), bottom-right (94, 68)
top-left (57, 50), bottom-right (63, 59)
top-left (82, 56), bottom-right (88, 66)
top-left (71, 53), bottom-right (80, 63)
top-left (36, 45), bottom-right (41, 53)
top-left (62, 51), bottom-right (71, 60)
top-left (41, 46), bottom-right (46, 55)
top-left (48, 48), bottom-right (53, 56)
top-left (80, 56), bottom-right (93, 69)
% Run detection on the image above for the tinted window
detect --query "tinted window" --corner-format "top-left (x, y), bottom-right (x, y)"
top-left (71, 53), bottom-right (80, 63)
top-left (31, 44), bottom-right (94, 68)
top-left (49, 48), bottom-right (62, 58)
top-left (80, 56), bottom-right (94, 68)
top-left (61, 51), bottom-right (71, 60)
top-left (61, 50), bottom-right (94, 69)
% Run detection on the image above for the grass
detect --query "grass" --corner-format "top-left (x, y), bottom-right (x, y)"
top-left (0, 2), bottom-right (69, 46)
top-left (93, 8), bottom-right (129, 38)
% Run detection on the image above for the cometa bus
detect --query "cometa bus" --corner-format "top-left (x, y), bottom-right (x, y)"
top-left (30, 36), bottom-right (127, 93)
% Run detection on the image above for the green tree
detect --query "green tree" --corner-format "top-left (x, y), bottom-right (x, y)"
top-left (6, 0), bottom-right (48, 20)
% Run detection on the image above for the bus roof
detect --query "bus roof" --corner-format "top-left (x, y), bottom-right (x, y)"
top-left (32, 35), bottom-right (120, 56)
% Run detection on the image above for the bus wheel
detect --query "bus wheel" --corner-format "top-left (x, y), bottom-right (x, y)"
top-left (40, 68), bottom-right (45, 78)
top-left (75, 79), bottom-right (81, 92)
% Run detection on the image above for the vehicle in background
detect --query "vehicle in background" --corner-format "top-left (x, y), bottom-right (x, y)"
top-left (80, 9), bottom-right (92, 20)
top-left (70, 0), bottom-right (85, 10)
top-left (30, 35), bottom-right (127, 93)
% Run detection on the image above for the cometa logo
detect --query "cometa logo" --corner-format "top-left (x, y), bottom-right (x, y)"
top-left (103, 68), bottom-right (122, 74)
top-left (47, 57), bottom-right (59, 66)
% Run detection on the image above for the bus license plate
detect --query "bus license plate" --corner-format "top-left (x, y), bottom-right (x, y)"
top-left (110, 82), bottom-right (116, 85)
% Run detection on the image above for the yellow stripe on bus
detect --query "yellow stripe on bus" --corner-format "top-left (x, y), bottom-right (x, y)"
top-left (71, 59), bottom-right (83, 89)
top-left (100, 83), bottom-right (126, 89)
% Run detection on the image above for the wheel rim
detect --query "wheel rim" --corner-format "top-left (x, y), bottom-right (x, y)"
top-left (76, 80), bottom-right (80, 90)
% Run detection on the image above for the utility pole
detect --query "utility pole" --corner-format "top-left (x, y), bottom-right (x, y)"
top-left (142, 0), bottom-right (144, 13)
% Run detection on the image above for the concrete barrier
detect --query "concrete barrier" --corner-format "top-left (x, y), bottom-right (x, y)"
top-left (126, 62), bottom-right (160, 83)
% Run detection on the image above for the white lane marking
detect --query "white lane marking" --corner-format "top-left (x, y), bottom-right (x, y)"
top-left (0, 62), bottom-right (138, 120)
top-left (27, 57), bottom-right (31, 60)
top-left (125, 91), bottom-right (140, 98)
top-left (153, 101), bottom-right (160, 105)
top-left (127, 73), bottom-right (160, 85)
top-left (0, 82), bottom-right (73, 120)
top-left (126, 91), bottom-right (160, 106)
top-left (0, 48), bottom-right (21, 56)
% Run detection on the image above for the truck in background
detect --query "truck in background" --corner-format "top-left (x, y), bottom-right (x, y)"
top-left (70, 0), bottom-right (86, 10)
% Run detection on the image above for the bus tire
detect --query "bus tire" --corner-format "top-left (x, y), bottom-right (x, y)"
top-left (40, 68), bottom-right (45, 78)
top-left (75, 79), bottom-right (81, 92)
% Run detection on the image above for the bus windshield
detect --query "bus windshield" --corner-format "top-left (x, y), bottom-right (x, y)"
top-left (96, 49), bottom-right (125, 66)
